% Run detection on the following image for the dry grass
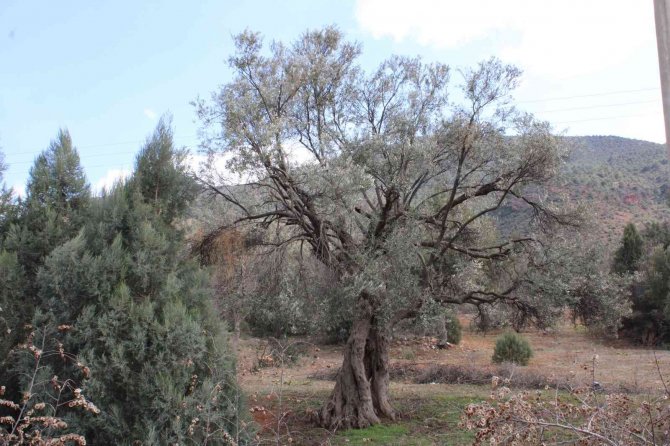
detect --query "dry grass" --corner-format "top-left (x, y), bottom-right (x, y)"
top-left (386, 322), bottom-right (670, 394)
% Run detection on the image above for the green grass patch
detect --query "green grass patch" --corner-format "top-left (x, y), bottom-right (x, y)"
top-left (330, 393), bottom-right (482, 445)
top-left (338, 424), bottom-right (409, 444)
top-left (399, 395), bottom-right (479, 445)
top-left (250, 386), bottom-right (488, 445)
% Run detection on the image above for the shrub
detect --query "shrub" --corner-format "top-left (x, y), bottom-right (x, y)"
top-left (444, 311), bottom-right (462, 345)
top-left (492, 332), bottom-right (533, 365)
top-left (570, 273), bottom-right (632, 339)
top-left (247, 286), bottom-right (311, 337)
top-left (621, 246), bottom-right (670, 345)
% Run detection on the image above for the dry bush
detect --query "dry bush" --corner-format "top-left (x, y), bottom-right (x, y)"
top-left (416, 364), bottom-right (567, 391)
top-left (253, 338), bottom-right (309, 371)
top-left (0, 326), bottom-right (98, 445)
top-left (308, 362), bottom-right (420, 382)
top-left (311, 362), bottom-right (568, 391)
top-left (461, 355), bottom-right (670, 445)
top-left (416, 364), bottom-right (492, 386)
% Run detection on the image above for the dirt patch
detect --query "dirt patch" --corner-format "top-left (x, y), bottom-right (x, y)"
top-left (237, 321), bottom-right (670, 408)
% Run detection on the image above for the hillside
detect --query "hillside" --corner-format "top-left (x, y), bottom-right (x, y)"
top-left (560, 136), bottom-right (670, 246)
top-left (488, 136), bottom-right (670, 250)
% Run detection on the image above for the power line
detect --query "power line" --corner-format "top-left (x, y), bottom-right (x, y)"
top-left (554, 112), bottom-right (661, 124)
top-left (5, 112), bottom-right (662, 169)
top-left (5, 88), bottom-right (662, 158)
top-left (6, 141), bottom-right (200, 168)
top-left (7, 134), bottom-right (200, 158)
top-left (537, 99), bottom-right (658, 114)
top-left (517, 87), bottom-right (660, 104)
top-left (7, 150), bottom-right (142, 167)
top-left (7, 112), bottom-right (661, 170)
top-left (2, 87), bottom-right (664, 170)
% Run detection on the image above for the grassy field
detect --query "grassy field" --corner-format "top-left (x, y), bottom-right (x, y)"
top-left (236, 321), bottom-right (670, 445)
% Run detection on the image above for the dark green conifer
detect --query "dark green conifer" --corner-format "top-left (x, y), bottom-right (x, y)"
top-left (9, 130), bottom-right (90, 276)
top-left (130, 116), bottom-right (198, 224)
top-left (0, 250), bottom-right (26, 364)
top-left (0, 131), bottom-right (92, 358)
top-left (27, 121), bottom-right (244, 444)
top-left (622, 246), bottom-right (670, 344)
top-left (0, 149), bottom-right (15, 239)
top-left (612, 223), bottom-right (643, 274)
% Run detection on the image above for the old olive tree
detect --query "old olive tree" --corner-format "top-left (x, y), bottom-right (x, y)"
top-left (195, 27), bottom-right (576, 430)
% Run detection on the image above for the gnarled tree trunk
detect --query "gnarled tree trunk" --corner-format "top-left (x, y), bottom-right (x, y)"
top-left (317, 291), bottom-right (395, 430)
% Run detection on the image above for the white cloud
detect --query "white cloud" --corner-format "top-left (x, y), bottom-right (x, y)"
top-left (283, 140), bottom-right (315, 165)
top-left (186, 152), bottom-right (244, 184)
top-left (95, 168), bottom-right (132, 194)
top-left (186, 141), bottom-right (316, 185)
top-left (144, 108), bottom-right (157, 120)
top-left (355, 0), bottom-right (654, 79)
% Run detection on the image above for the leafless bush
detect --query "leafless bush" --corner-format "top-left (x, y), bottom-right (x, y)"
top-left (309, 362), bottom-right (566, 392)
top-left (0, 326), bottom-right (97, 445)
top-left (461, 354), bottom-right (670, 445)
top-left (416, 363), bottom-right (568, 391)
top-left (253, 338), bottom-right (309, 371)
top-left (250, 338), bottom-right (331, 445)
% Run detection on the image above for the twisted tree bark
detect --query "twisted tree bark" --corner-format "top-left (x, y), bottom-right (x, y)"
top-left (318, 292), bottom-right (395, 430)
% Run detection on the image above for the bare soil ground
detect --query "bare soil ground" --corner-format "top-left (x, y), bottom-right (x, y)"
top-left (235, 322), bottom-right (670, 445)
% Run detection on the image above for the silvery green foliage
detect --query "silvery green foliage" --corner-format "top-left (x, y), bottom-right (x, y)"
top-left (241, 243), bottom-right (354, 340)
top-left (471, 232), bottom-right (632, 335)
top-left (195, 27), bottom-right (581, 332)
top-left (570, 271), bottom-right (633, 338)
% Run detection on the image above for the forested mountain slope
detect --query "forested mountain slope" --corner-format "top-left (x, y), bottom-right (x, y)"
top-left (494, 135), bottom-right (670, 249)
top-left (561, 136), bottom-right (670, 246)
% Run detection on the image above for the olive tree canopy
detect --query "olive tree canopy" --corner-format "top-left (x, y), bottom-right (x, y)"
top-left (195, 27), bottom-right (578, 430)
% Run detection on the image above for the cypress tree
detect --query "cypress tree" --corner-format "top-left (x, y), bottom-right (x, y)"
top-left (0, 131), bottom-right (91, 362)
top-left (25, 121), bottom-right (244, 444)
top-left (612, 223), bottom-right (644, 275)
top-left (622, 246), bottom-right (670, 345)
top-left (24, 130), bottom-right (89, 216)
top-left (0, 149), bottom-right (15, 240)
top-left (0, 149), bottom-right (22, 357)
top-left (0, 134), bottom-right (93, 426)
top-left (7, 129), bottom-right (90, 277)
top-left (0, 250), bottom-right (26, 365)
top-left (0, 159), bottom-right (18, 359)
top-left (130, 116), bottom-right (198, 224)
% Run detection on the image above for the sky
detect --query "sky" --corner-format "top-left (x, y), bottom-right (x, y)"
top-left (0, 0), bottom-right (663, 196)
